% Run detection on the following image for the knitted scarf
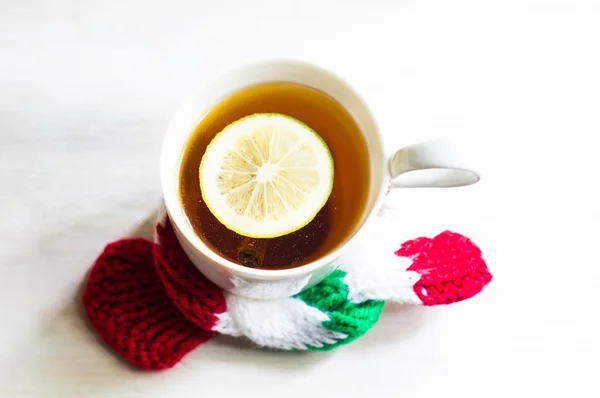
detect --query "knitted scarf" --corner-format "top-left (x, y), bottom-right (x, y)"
top-left (82, 206), bottom-right (492, 370)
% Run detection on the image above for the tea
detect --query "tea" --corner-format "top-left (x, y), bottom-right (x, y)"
top-left (178, 82), bottom-right (370, 270)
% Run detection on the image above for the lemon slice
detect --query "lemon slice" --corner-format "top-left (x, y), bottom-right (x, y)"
top-left (199, 113), bottom-right (334, 239)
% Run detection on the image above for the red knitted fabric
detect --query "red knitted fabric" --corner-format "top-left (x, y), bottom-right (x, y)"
top-left (82, 239), bottom-right (212, 371)
top-left (153, 219), bottom-right (227, 330)
top-left (395, 231), bottom-right (492, 305)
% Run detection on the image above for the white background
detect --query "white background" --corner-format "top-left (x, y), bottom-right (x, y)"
top-left (1, 0), bottom-right (598, 397)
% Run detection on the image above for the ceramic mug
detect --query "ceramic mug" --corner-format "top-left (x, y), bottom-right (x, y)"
top-left (161, 59), bottom-right (480, 299)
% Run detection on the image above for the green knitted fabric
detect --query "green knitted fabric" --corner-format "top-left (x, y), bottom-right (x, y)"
top-left (296, 270), bottom-right (385, 351)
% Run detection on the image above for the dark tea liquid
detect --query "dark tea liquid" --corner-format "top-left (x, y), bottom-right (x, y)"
top-left (178, 82), bottom-right (370, 270)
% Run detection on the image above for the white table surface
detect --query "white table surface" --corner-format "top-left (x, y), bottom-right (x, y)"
top-left (1, 0), bottom-right (599, 397)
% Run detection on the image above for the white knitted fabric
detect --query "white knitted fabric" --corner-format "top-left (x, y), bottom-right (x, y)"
top-left (213, 293), bottom-right (347, 350)
top-left (155, 204), bottom-right (426, 349)
top-left (340, 237), bottom-right (423, 304)
top-left (211, 255), bottom-right (423, 350)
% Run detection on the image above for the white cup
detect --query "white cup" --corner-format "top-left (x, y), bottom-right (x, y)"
top-left (161, 59), bottom-right (480, 299)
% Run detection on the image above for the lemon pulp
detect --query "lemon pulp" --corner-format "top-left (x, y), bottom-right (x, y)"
top-left (199, 113), bottom-right (334, 238)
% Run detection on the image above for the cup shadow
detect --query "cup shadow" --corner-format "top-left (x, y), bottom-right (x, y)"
top-left (126, 209), bottom-right (159, 240)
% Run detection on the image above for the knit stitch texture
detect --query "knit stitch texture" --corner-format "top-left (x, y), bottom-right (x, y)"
top-left (153, 218), bottom-right (226, 330)
top-left (297, 270), bottom-right (385, 351)
top-left (397, 231), bottom-right (493, 305)
top-left (82, 211), bottom-right (493, 370)
top-left (82, 239), bottom-right (212, 370)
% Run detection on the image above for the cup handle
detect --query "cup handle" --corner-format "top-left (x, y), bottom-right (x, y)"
top-left (389, 138), bottom-right (481, 189)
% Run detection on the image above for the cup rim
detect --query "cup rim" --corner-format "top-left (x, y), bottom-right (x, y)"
top-left (160, 57), bottom-right (388, 279)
